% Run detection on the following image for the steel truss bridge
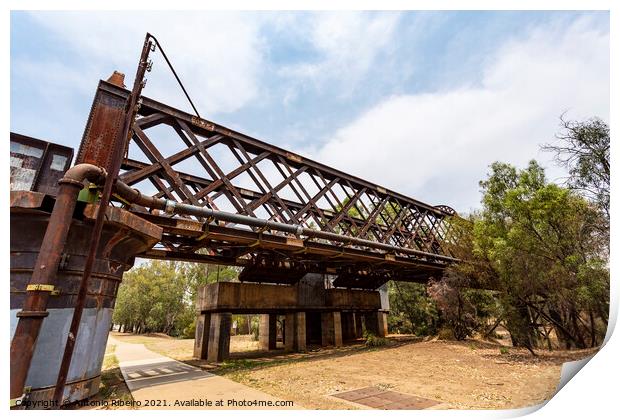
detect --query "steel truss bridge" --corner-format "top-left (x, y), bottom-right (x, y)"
top-left (80, 80), bottom-right (458, 290)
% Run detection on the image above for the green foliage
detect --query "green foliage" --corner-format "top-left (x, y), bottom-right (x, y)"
top-left (113, 260), bottom-right (239, 337)
top-left (182, 319), bottom-right (196, 339)
top-left (250, 316), bottom-right (260, 341)
top-left (387, 281), bottom-right (438, 336)
top-left (363, 331), bottom-right (388, 347)
top-left (231, 314), bottom-right (253, 335)
top-left (453, 159), bottom-right (609, 349)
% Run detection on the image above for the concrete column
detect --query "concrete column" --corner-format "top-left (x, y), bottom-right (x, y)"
top-left (207, 312), bottom-right (232, 362)
top-left (354, 312), bottom-right (363, 338)
top-left (259, 314), bottom-right (278, 351)
top-left (321, 311), bottom-right (343, 347)
top-left (379, 311), bottom-right (388, 337)
top-left (294, 312), bottom-right (306, 351)
top-left (365, 311), bottom-right (387, 338)
top-left (193, 313), bottom-right (211, 359)
top-left (284, 313), bottom-right (295, 351)
top-left (341, 312), bottom-right (356, 340)
top-left (333, 312), bottom-right (343, 346)
top-left (364, 311), bottom-right (378, 336)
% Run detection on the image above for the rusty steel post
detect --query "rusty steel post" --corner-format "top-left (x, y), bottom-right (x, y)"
top-left (52, 34), bottom-right (154, 406)
top-left (10, 165), bottom-right (106, 404)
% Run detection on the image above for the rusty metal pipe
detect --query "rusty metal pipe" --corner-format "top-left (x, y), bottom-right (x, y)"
top-left (62, 163), bottom-right (107, 185)
top-left (53, 35), bottom-right (155, 406)
top-left (113, 181), bottom-right (458, 264)
top-left (10, 164), bottom-right (106, 404)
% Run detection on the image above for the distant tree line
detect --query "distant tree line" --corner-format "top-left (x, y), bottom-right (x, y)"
top-left (113, 260), bottom-right (238, 337)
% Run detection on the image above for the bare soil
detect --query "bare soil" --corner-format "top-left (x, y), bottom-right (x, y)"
top-left (111, 333), bottom-right (598, 410)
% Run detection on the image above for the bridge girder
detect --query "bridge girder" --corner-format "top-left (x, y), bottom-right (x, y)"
top-left (78, 80), bottom-right (458, 287)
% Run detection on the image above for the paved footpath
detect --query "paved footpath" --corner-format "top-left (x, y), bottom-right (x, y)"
top-left (109, 336), bottom-right (300, 410)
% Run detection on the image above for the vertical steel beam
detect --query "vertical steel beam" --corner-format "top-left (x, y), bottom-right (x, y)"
top-left (52, 34), bottom-right (154, 405)
top-left (9, 164), bottom-right (106, 404)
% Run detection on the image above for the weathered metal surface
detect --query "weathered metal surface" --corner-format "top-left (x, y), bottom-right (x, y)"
top-left (83, 81), bottom-right (457, 288)
top-left (332, 387), bottom-right (440, 410)
top-left (54, 36), bottom-right (155, 405)
top-left (10, 176), bottom-right (85, 402)
top-left (83, 204), bottom-right (163, 240)
top-left (10, 206), bottom-right (161, 407)
top-left (136, 211), bottom-right (448, 286)
top-left (10, 191), bottom-right (49, 210)
top-left (75, 83), bottom-right (128, 169)
top-left (10, 132), bottom-right (73, 196)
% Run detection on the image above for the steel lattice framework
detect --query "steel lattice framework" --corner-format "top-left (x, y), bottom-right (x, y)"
top-left (91, 81), bottom-right (457, 288)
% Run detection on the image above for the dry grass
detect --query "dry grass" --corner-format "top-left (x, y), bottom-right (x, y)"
top-left (112, 332), bottom-right (260, 362)
top-left (110, 332), bottom-right (598, 410)
top-left (227, 338), bottom-right (598, 409)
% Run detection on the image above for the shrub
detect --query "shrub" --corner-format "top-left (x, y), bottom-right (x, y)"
top-left (437, 326), bottom-right (455, 340)
top-left (363, 331), bottom-right (388, 347)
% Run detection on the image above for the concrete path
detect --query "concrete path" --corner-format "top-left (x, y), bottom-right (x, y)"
top-left (109, 336), bottom-right (300, 410)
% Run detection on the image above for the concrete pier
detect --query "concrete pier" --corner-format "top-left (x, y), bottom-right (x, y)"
top-left (259, 314), bottom-right (278, 351)
top-left (364, 311), bottom-right (388, 338)
top-left (321, 312), bottom-right (343, 347)
top-left (193, 277), bottom-right (387, 360)
top-left (193, 313), bottom-right (211, 359)
top-left (207, 312), bottom-right (232, 362)
top-left (294, 312), bottom-right (307, 351)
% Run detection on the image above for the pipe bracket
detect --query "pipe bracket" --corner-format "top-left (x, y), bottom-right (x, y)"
top-left (16, 310), bottom-right (49, 318)
top-left (26, 284), bottom-right (60, 296)
top-left (164, 199), bottom-right (176, 214)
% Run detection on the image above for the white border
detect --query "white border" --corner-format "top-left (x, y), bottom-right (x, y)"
top-left (3, 2), bottom-right (616, 420)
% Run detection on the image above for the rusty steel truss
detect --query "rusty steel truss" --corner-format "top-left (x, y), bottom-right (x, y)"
top-left (83, 81), bottom-right (457, 289)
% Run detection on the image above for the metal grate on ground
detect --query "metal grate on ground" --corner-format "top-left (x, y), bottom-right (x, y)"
top-left (332, 386), bottom-right (440, 410)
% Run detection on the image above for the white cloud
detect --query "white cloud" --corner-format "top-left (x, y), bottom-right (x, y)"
top-left (311, 17), bottom-right (609, 213)
top-left (22, 11), bottom-right (265, 115)
top-left (278, 11), bottom-right (401, 96)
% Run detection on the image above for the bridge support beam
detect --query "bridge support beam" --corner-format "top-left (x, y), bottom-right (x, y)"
top-left (193, 312), bottom-right (232, 363)
top-left (284, 313), bottom-right (295, 351)
top-left (259, 314), bottom-right (277, 351)
top-left (294, 312), bottom-right (306, 352)
top-left (354, 312), bottom-right (364, 338)
top-left (341, 312), bottom-right (357, 341)
top-left (208, 312), bottom-right (231, 362)
top-left (321, 311), bottom-right (343, 347)
top-left (193, 313), bottom-right (211, 359)
top-left (365, 311), bottom-right (388, 338)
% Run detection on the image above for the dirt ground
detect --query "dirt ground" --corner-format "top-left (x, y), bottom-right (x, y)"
top-left (225, 338), bottom-right (597, 410)
top-left (110, 332), bottom-right (597, 410)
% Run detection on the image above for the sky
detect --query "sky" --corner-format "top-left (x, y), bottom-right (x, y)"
top-left (10, 11), bottom-right (609, 213)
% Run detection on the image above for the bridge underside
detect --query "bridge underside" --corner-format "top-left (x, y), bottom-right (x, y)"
top-left (75, 79), bottom-right (458, 289)
top-left (193, 276), bottom-right (390, 362)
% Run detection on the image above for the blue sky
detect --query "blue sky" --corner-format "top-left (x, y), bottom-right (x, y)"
top-left (10, 11), bottom-right (609, 212)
